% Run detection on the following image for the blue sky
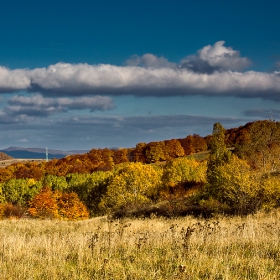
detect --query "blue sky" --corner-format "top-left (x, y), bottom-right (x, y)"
top-left (0, 0), bottom-right (280, 150)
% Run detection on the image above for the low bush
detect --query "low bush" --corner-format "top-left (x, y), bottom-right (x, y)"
top-left (0, 203), bottom-right (27, 219)
top-left (111, 197), bottom-right (230, 219)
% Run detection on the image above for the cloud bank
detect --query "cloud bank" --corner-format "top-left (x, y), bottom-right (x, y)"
top-left (0, 94), bottom-right (114, 123)
top-left (1, 113), bottom-right (248, 150)
top-left (243, 109), bottom-right (280, 119)
top-left (0, 41), bottom-right (279, 101)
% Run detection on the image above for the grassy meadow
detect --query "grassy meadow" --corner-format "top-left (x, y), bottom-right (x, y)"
top-left (1, 211), bottom-right (280, 279)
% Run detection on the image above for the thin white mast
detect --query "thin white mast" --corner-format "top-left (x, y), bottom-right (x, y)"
top-left (46, 146), bottom-right (48, 162)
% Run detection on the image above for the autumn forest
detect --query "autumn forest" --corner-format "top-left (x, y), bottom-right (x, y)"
top-left (0, 119), bottom-right (280, 220)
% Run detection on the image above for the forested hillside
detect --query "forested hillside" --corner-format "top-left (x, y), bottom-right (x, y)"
top-left (0, 152), bottom-right (13, 161)
top-left (1, 119), bottom-right (280, 220)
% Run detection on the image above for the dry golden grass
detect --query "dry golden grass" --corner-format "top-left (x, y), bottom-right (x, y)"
top-left (1, 210), bottom-right (280, 279)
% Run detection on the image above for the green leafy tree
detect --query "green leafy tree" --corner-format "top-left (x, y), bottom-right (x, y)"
top-left (42, 175), bottom-right (68, 191)
top-left (0, 183), bottom-right (5, 203)
top-left (69, 171), bottom-right (111, 216)
top-left (2, 178), bottom-right (42, 206)
top-left (66, 173), bottom-right (91, 188)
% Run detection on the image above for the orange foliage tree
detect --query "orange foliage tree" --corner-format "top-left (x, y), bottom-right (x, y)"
top-left (13, 162), bottom-right (44, 180)
top-left (145, 141), bottom-right (167, 163)
top-left (28, 187), bottom-right (89, 220)
top-left (179, 135), bottom-right (195, 155)
top-left (113, 148), bottom-right (129, 164)
top-left (165, 139), bottom-right (185, 159)
top-left (192, 134), bottom-right (207, 152)
top-left (0, 168), bottom-right (14, 183)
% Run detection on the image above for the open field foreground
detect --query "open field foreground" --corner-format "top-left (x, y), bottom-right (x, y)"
top-left (1, 212), bottom-right (280, 279)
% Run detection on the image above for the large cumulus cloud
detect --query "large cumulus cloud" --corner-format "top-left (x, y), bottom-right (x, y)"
top-left (0, 41), bottom-right (279, 101)
top-left (27, 65), bottom-right (280, 100)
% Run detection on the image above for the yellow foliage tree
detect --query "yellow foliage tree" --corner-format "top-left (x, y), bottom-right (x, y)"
top-left (261, 175), bottom-right (280, 210)
top-left (209, 155), bottom-right (262, 214)
top-left (163, 157), bottom-right (206, 186)
top-left (161, 157), bottom-right (207, 198)
top-left (99, 162), bottom-right (161, 211)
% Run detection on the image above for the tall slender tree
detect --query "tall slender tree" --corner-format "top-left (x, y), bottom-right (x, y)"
top-left (207, 123), bottom-right (231, 189)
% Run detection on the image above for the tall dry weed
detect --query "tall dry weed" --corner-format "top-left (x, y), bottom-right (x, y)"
top-left (0, 210), bottom-right (280, 279)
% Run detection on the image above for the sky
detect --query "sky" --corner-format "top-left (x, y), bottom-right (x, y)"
top-left (0, 0), bottom-right (280, 150)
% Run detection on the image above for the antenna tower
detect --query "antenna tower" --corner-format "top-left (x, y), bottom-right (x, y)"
top-left (270, 109), bottom-right (275, 122)
top-left (46, 146), bottom-right (48, 162)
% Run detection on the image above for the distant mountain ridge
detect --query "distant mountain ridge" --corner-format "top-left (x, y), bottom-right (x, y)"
top-left (1, 146), bottom-right (89, 159)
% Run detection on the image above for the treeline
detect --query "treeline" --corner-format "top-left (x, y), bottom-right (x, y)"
top-left (1, 119), bottom-right (280, 220)
top-left (0, 157), bottom-right (207, 219)
top-left (0, 120), bottom-right (259, 183)
top-left (0, 135), bottom-right (208, 182)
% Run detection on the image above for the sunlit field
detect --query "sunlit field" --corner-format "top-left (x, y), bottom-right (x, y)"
top-left (1, 210), bottom-right (280, 279)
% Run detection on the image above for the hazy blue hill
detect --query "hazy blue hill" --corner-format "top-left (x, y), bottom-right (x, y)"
top-left (0, 150), bottom-right (65, 159)
top-left (0, 146), bottom-right (89, 159)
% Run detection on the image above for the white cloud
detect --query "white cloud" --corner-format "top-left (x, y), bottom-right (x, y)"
top-left (26, 63), bottom-right (280, 99)
top-left (180, 41), bottom-right (251, 73)
top-left (18, 138), bottom-right (28, 143)
top-left (0, 42), bottom-right (279, 101)
top-left (0, 66), bottom-right (30, 92)
top-left (28, 63), bottom-right (125, 94)
top-left (9, 94), bottom-right (57, 107)
top-left (125, 53), bottom-right (176, 68)
top-left (199, 41), bottom-right (251, 71)
top-left (0, 63), bottom-right (279, 100)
